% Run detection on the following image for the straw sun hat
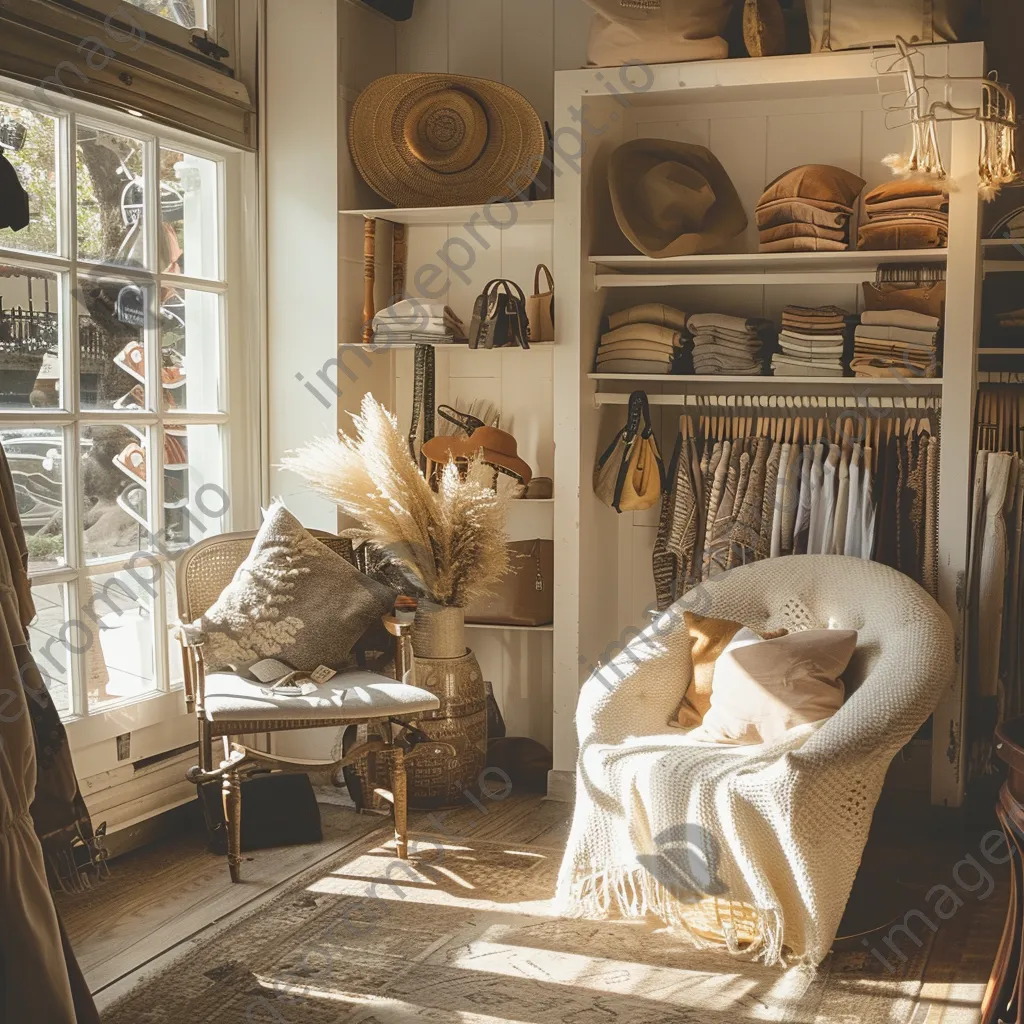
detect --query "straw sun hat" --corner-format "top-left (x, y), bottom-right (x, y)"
top-left (349, 73), bottom-right (545, 207)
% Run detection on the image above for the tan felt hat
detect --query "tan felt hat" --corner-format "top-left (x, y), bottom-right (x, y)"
top-left (609, 139), bottom-right (748, 259)
top-left (421, 426), bottom-right (533, 486)
top-left (349, 73), bottom-right (545, 207)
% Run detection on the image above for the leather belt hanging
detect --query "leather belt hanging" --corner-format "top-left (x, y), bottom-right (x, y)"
top-left (408, 343), bottom-right (435, 470)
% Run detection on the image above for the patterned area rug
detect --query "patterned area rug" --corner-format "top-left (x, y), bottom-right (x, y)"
top-left (99, 821), bottom-right (979, 1024)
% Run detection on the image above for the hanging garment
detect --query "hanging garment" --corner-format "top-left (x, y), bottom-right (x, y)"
top-left (756, 440), bottom-right (781, 562)
top-left (922, 436), bottom-right (940, 597)
top-left (0, 150), bottom-right (30, 231)
top-left (793, 444), bottom-right (813, 555)
top-left (832, 443), bottom-right (851, 556)
top-left (861, 442), bottom-right (877, 561)
top-left (806, 442), bottom-right (826, 554)
top-left (844, 443), bottom-right (863, 558)
top-left (875, 434), bottom-right (900, 568)
top-left (977, 453), bottom-right (1013, 703)
top-left (820, 443), bottom-right (841, 555)
top-left (652, 436), bottom-right (682, 612)
top-left (770, 442), bottom-right (792, 558)
top-left (728, 437), bottom-right (768, 568)
top-left (0, 446), bottom-right (100, 1024)
top-left (898, 433), bottom-right (926, 583)
top-left (779, 441), bottom-right (801, 555)
top-left (702, 440), bottom-right (731, 580)
top-left (706, 441), bottom-right (740, 578)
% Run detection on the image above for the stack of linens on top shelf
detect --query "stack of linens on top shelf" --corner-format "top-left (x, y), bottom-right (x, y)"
top-left (858, 180), bottom-right (948, 251)
top-left (688, 313), bottom-right (772, 375)
top-left (594, 303), bottom-right (690, 374)
top-left (771, 305), bottom-right (849, 377)
top-left (372, 299), bottom-right (467, 344)
top-left (755, 164), bottom-right (866, 253)
top-left (851, 309), bottom-right (941, 378)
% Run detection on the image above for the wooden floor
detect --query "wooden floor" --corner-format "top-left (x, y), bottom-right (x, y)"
top-left (58, 790), bottom-right (1005, 1019)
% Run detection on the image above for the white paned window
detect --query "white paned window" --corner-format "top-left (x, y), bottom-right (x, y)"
top-left (0, 78), bottom-right (259, 745)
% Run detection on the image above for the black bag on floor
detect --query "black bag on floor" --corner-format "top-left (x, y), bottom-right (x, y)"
top-left (197, 772), bottom-right (322, 855)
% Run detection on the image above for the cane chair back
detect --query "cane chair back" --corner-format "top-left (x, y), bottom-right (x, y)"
top-left (175, 529), bottom-right (354, 622)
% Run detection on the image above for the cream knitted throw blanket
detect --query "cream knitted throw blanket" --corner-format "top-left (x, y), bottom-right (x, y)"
top-left (554, 556), bottom-right (953, 967)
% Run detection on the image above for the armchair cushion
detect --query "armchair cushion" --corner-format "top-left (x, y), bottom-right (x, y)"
top-left (203, 669), bottom-right (439, 722)
top-left (193, 503), bottom-right (397, 674)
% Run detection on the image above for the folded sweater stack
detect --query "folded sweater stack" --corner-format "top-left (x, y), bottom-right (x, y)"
top-left (756, 164), bottom-right (866, 253)
top-left (595, 303), bottom-right (690, 374)
top-left (372, 299), bottom-right (466, 344)
top-left (851, 308), bottom-right (941, 378)
top-left (771, 305), bottom-right (849, 378)
top-left (858, 179), bottom-right (948, 251)
top-left (688, 313), bottom-right (770, 375)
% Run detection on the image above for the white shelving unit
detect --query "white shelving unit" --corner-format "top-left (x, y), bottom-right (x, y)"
top-left (340, 199), bottom-right (554, 226)
top-left (335, 201), bottom-right (557, 755)
top-left (550, 43), bottom-right (986, 808)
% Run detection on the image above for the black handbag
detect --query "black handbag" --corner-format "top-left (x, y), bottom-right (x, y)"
top-left (197, 772), bottom-right (322, 855)
top-left (467, 279), bottom-right (531, 350)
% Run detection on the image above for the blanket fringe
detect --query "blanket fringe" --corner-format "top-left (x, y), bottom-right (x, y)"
top-left (555, 864), bottom-right (786, 967)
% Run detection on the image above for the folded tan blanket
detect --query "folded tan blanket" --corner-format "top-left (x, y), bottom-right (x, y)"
top-left (864, 210), bottom-right (949, 227)
top-left (755, 198), bottom-right (852, 231)
top-left (863, 178), bottom-right (947, 204)
top-left (864, 194), bottom-right (948, 215)
top-left (760, 236), bottom-right (849, 253)
top-left (759, 222), bottom-right (848, 244)
top-left (760, 164), bottom-right (866, 207)
top-left (607, 303), bottom-right (688, 332)
top-left (858, 222), bottom-right (947, 250)
top-left (860, 308), bottom-right (941, 331)
top-left (599, 323), bottom-right (682, 349)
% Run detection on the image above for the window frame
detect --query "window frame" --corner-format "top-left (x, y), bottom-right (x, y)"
top-left (0, 73), bottom-right (262, 752)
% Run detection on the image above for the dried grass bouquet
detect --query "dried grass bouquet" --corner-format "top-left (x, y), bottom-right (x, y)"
top-left (282, 394), bottom-right (513, 608)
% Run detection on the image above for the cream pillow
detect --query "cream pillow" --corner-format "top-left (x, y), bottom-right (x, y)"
top-left (699, 627), bottom-right (857, 745)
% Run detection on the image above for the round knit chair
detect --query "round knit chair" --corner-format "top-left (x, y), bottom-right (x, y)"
top-left (555, 555), bottom-right (954, 966)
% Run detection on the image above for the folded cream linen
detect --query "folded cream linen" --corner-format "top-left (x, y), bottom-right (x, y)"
top-left (759, 236), bottom-right (849, 253)
top-left (860, 309), bottom-right (941, 331)
top-left (608, 303), bottom-right (688, 332)
top-left (779, 328), bottom-right (845, 343)
top-left (854, 325), bottom-right (937, 346)
top-left (687, 313), bottom-right (766, 334)
top-left (693, 627), bottom-right (856, 746)
top-left (600, 323), bottom-right (682, 348)
top-left (851, 357), bottom-right (935, 377)
top-left (755, 198), bottom-right (852, 231)
top-left (597, 341), bottom-right (678, 361)
top-left (596, 358), bottom-right (678, 374)
top-left (773, 358), bottom-right (844, 377)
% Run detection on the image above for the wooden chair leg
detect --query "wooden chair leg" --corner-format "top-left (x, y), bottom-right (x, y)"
top-left (390, 744), bottom-right (408, 860)
top-left (199, 718), bottom-right (213, 772)
top-left (223, 768), bottom-right (242, 882)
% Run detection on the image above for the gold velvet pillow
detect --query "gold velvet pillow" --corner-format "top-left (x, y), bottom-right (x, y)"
top-left (671, 612), bottom-right (786, 729)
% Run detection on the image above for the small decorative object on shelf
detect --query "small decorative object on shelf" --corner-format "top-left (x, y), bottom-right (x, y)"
top-left (284, 393), bottom-right (517, 805)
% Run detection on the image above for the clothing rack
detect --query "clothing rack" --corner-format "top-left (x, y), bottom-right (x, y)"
top-left (594, 391), bottom-right (941, 410)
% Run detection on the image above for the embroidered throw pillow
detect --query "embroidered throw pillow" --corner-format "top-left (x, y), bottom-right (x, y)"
top-left (698, 627), bottom-right (857, 745)
top-left (193, 503), bottom-right (397, 674)
top-left (671, 612), bottom-right (787, 728)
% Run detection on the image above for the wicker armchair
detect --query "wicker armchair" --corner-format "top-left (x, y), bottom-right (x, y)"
top-left (175, 529), bottom-right (445, 882)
